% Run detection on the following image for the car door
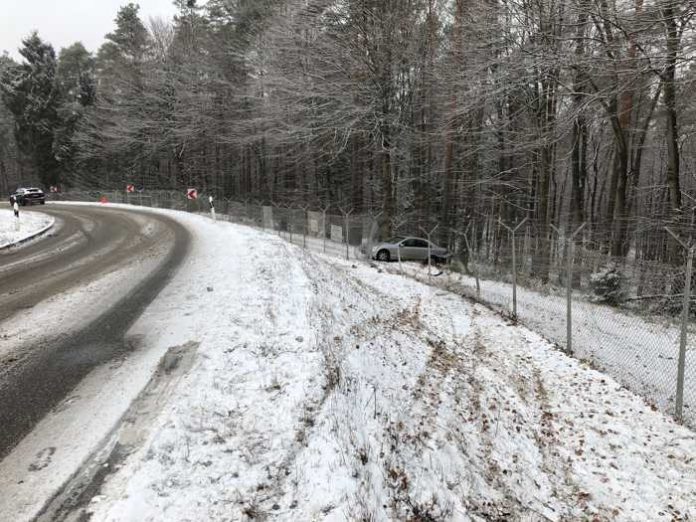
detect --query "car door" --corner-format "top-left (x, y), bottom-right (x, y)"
top-left (411, 239), bottom-right (430, 260)
top-left (400, 238), bottom-right (419, 260)
top-left (400, 238), bottom-right (429, 260)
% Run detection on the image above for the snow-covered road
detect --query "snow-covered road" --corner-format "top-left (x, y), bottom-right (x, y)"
top-left (5, 207), bottom-right (694, 521)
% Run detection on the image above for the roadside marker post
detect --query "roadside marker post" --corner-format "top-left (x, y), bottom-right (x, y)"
top-left (186, 188), bottom-right (198, 214)
top-left (126, 183), bottom-right (135, 205)
top-left (209, 195), bottom-right (216, 222)
top-left (13, 200), bottom-right (20, 231)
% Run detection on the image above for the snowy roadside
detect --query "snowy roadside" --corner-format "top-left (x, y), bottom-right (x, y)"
top-left (46, 208), bottom-right (694, 522)
top-left (0, 208), bottom-right (54, 249)
top-left (384, 262), bottom-right (696, 429)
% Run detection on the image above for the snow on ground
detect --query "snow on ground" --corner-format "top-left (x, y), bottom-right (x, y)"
top-left (383, 262), bottom-right (696, 429)
top-left (74, 209), bottom-right (695, 522)
top-left (0, 207), bottom-right (54, 248)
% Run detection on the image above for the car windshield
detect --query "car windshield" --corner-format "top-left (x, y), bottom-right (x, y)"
top-left (386, 236), bottom-right (405, 244)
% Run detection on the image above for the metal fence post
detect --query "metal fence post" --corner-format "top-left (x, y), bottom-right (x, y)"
top-left (551, 223), bottom-right (585, 354)
top-left (321, 205), bottom-right (329, 253)
top-left (677, 247), bottom-right (694, 420)
top-left (272, 203), bottom-right (282, 237)
top-left (301, 205), bottom-right (309, 249)
top-left (512, 232), bottom-right (517, 314)
top-left (665, 226), bottom-right (694, 422)
top-left (288, 208), bottom-right (293, 244)
top-left (339, 207), bottom-right (353, 260)
top-left (500, 218), bottom-right (528, 319)
top-left (243, 198), bottom-right (250, 222)
top-left (420, 225), bottom-right (439, 280)
top-left (457, 224), bottom-right (481, 299)
top-left (392, 218), bottom-right (407, 274)
top-left (366, 211), bottom-right (382, 261)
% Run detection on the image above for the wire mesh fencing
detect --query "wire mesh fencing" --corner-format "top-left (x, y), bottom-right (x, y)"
top-left (444, 221), bottom-right (696, 429)
top-left (48, 191), bottom-right (696, 429)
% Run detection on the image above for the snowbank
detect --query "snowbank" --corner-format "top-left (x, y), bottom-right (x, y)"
top-left (72, 210), bottom-right (694, 521)
top-left (0, 208), bottom-right (54, 248)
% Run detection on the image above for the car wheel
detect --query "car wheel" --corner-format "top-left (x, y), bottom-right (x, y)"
top-left (377, 249), bottom-right (390, 262)
top-left (40, 200), bottom-right (45, 205)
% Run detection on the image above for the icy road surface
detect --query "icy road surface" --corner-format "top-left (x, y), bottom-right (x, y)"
top-left (5, 207), bottom-right (695, 521)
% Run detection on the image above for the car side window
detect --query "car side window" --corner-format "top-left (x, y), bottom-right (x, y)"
top-left (413, 239), bottom-right (429, 248)
top-left (402, 239), bottom-right (417, 247)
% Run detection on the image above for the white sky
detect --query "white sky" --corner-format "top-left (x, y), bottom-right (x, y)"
top-left (0, 1), bottom-right (183, 60)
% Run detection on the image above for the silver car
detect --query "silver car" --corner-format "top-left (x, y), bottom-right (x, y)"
top-left (371, 236), bottom-right (451, 263)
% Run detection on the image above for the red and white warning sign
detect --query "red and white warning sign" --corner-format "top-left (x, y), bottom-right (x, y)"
top-left (186, 188), bottom-right (198, 200)
top-left (126, 183), bottom-right (136, 193)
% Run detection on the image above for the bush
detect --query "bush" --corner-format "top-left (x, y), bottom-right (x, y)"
top-left (590, 263), bottom-right (625, 305)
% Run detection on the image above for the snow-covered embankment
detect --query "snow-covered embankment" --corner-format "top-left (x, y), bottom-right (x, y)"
top-left (21, 208), bottom-right (696, 521)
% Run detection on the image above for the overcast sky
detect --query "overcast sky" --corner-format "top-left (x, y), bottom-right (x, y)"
top-left (1, 1), bottom-right (182, 60)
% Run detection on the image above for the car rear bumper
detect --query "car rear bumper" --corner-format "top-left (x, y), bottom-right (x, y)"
top-left (21, 196), bottom-right (46, 205)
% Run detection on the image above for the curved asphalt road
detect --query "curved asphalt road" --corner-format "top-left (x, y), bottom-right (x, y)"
top-left (0, 204), bottom-right (190, 459)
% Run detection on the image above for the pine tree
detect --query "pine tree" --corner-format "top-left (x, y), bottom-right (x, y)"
top-left (54, 43), bottom-right (96, 180)
top-left (74, 3), bottom-right (150, 187)
top-left (0, 32), bottom-right (61, 186)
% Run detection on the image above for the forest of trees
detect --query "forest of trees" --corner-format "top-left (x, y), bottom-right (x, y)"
top-left (1, 0), bottom-right (695, 277)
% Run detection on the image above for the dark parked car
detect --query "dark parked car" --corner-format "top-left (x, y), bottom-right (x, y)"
top-left (10, 187), bottom-right (46, 206)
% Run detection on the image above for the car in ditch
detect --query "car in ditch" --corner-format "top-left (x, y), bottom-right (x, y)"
top-left (9, 187), bottom-right (46, 206)
top-left (371, 236), bottom-right (451, 263)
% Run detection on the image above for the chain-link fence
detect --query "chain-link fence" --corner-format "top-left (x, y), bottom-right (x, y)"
top-left (49, 191), bottom-right (696, 429)
top-left (440, 220), bottom-right (696, 430)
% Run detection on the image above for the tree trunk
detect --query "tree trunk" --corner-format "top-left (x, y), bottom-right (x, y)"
top-left (662, 0), bottom-right (682, 213)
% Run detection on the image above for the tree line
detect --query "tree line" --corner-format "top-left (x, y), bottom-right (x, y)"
top-left (1, 0), bottom-right (695, 278)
